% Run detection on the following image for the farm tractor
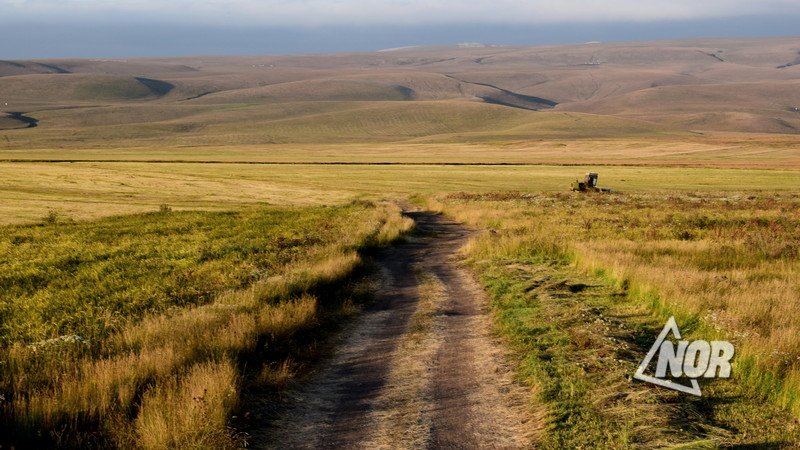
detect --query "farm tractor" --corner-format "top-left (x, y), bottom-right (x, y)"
top-left (571, 172), bottom-right (613, 192)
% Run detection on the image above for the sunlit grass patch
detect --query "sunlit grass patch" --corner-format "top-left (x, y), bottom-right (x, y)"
top-left (0, 200), bottom-right (413, 447)
top-left (433, 191), bottom-right (800, 444)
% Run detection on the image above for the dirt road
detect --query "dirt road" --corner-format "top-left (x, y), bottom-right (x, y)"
top-left (254, 212), bottom-right (536, 449)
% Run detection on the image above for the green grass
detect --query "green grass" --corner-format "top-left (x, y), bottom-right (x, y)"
top-left (0, 74), bottom-right (157, 104)
top-left (0, 200), bottom-right (413, 447)
top-left (478, 255), bottom-right (800, 448)
top-left (0, 100), bottom-right (681, 150)
top-left (432, 191), bottom-right (800, 446)
top-left (0, 205), bottom-right (371, 345)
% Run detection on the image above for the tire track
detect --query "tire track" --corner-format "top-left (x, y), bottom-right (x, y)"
top-left (256, 212), bottom-right (536, 449)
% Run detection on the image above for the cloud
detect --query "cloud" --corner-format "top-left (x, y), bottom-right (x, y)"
top-left (3, 0), bottom-right (800, 26)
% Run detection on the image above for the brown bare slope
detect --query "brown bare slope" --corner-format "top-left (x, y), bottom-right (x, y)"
top-left (1, 37), bottom-right (800, 152)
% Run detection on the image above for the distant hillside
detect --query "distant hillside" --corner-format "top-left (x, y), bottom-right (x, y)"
top-left (1, 37), bottom-right (799, 139)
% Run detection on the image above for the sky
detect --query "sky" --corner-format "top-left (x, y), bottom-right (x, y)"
top-left (2, 0), bottom-right (799, 58)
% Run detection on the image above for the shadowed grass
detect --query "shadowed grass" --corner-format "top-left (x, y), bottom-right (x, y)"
top-left (0, 200), bottom-right (414, 447)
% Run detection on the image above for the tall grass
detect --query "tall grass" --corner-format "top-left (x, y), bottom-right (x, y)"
top-left (0, 200), bottom-right (413, 447)
top-left (135, 360), bottom-right (240, 448)
top-left (430, 191), bottom-right (800, 417)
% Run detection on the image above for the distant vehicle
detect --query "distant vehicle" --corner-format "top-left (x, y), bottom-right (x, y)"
top-left (572, 172), bottom-right (614, 192)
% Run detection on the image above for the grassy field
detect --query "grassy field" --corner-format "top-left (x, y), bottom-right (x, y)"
top-left (1, 148), bottom-right (799, 446)
top-left (2, 104), bottom-right (799, 172)
top-left (1, 163), bottom-right (799, 446)
top-left (1, 161), bottom-right (798, 225)
top-left (2, 158), bottom-right (800, 448)
top-left (0, 201), bottom-right (413, 447)
top-left (3, 38), bottom-right (800, 446)
top-left (425, 191), bottom-right (800, 446)
top-left (3, 134), bottom-right (800, 168)
top-left (0, 205), bottom-right (380, 344)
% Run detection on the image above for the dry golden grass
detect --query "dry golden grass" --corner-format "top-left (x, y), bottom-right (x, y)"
top-left (4, 133), bottom-right (800, 167)
top-left (135, 360), bottom-right (240, 449)
top-left (573, 238), bottom-right (800, 410)
top-left (429, 192), bottom-right (800, 420)
top-left (0, 161), bottom-right (797, 225)
top-left (2, 201), bottom-right (413, 447)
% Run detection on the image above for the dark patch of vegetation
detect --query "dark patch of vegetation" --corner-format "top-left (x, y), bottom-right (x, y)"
top-left (134, 77), bottom-right (176, 97)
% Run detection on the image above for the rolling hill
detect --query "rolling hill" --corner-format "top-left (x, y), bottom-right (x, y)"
top-left (1, 37), bottom-right (799, 148)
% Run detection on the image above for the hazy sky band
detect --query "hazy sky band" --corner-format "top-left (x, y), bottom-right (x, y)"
top-left (2, 1), bottom-right (800, 58)
top-left (2, 16), bottom-right (799, 60)
top-left (4, 0), bottom-right (800, 25)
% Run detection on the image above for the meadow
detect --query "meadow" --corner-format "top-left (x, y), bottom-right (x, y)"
top-left (0, 201), bottom-right (413, 447)
top-left (3, 158), bottom-right (799, 446)
top-left (1, 164), bottom-right (800, 446)
top-left (1, 156), bottom-right (799, 447)
top-left (425, 191), bottom-right (800, 447)
top-left (1, 161), bottom-right (798, 224)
